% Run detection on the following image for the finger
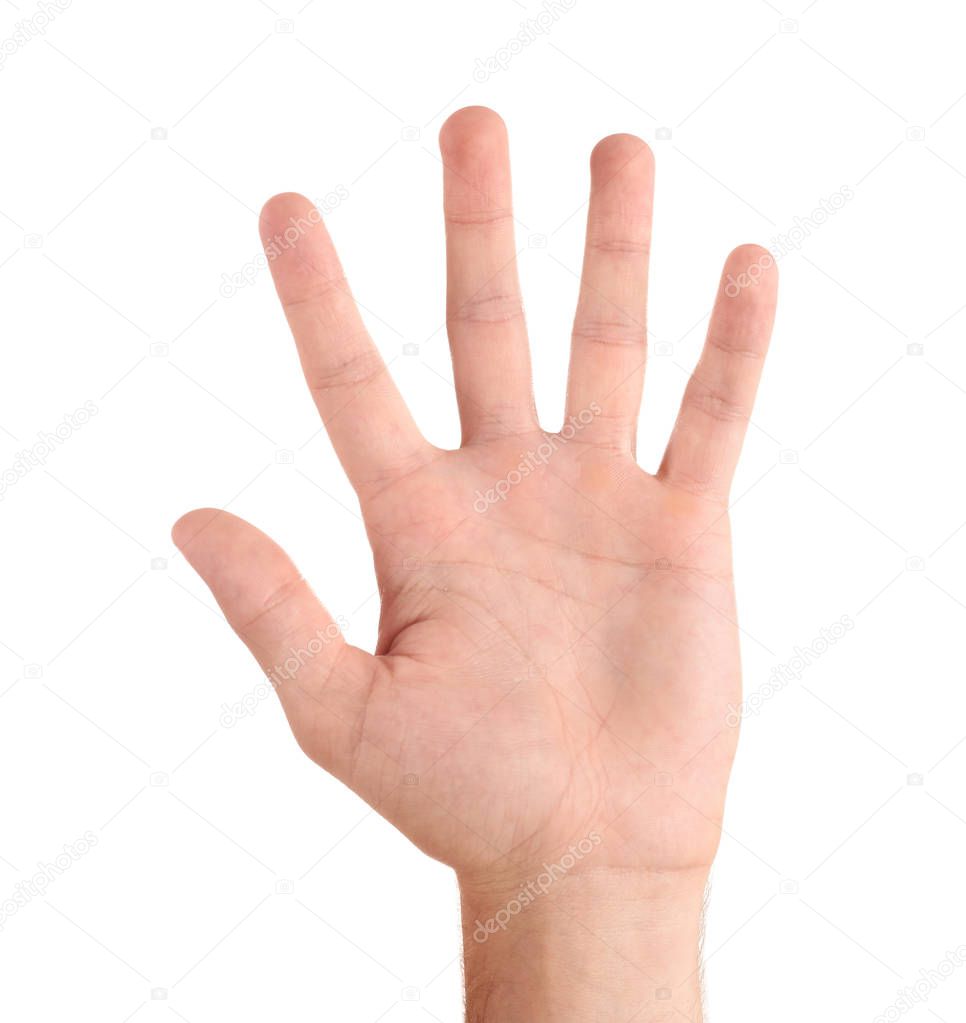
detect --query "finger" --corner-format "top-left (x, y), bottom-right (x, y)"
top-left (173, 508), bottom-right (377, 779)
top-left (565, 134), bottom-right (654, 452)
top-left (659, 245), bottom-right (778, 499)
top-left (260, 193), bottom-right (431, 490)
top-left (439, 107), bottom-right (535, 443)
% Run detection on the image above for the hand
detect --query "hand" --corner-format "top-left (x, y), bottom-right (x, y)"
top-left (174, 106), bottom-right (777, 1021)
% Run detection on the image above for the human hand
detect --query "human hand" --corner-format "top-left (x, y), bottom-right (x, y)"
top-left (174, 106), bottom-right (777, 1021)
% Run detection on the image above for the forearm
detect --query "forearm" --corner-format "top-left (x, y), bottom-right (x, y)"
top-left (460, 868), bottom-right (709, 1022)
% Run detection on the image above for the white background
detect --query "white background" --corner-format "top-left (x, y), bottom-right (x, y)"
top-left (0, 0), bottom-right (964, 1020)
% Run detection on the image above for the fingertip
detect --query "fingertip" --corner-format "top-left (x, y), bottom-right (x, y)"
top-left (717, 245), bottom-right (779, 317)
top-left (725, 244), bottom-right (779, 285)
top-left (590, 133), bottom-right (654, 178)
top-left (258, 192), bottom-right (316, 244)
top-left (727, 242), bottom-right (775, 266)
top-left (259, 191), bottom-right (343, 299)
top-left (172, 507), bottom-right (220, 553)
top-left (172, 509), bottom-right (255, 573)
top-left (439, 105), bottom-right (508, 160)
top-left (172, 509), bottom-right (303, 612)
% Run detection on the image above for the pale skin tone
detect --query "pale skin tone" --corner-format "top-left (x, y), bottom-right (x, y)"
top-left (174, 106), bottom-right (778, 1021)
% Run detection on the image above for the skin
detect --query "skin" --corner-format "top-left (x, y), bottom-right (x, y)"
top-left (174, 106), bottom-right (778, 1021)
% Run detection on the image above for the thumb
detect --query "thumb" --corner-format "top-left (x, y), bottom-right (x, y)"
top-left (172, 508), bottom-right (378, 778)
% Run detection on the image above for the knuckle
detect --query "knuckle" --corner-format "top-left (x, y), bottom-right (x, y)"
top-left (449, 291), bottom-right (525, 325)
top-left (661, 466), bottom-right (728, 502)
top-left (572, 317), bottom-right (647, 348)
top-left (308, 341), bottom-right (384, 394)
top-left (237, 575), bottom-right (307, 636)
top-left (281, 275), bottom-right (350, 313)
top-left (586, 236), bottom-right (650, 258)
top-left (444, 207), bottom-right (514, 228)
top-left (682, 382), bottom-right (748, 424)
top-left (706, 331), bottom-right (764, 360)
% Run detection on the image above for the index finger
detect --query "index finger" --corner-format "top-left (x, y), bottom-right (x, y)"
top-left (260, 192), bottom-right (431, 490)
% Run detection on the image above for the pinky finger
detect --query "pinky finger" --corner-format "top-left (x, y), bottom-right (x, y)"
top-left (659, 245), bottom-right (778, 500)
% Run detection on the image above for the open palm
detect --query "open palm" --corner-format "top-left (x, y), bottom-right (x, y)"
top-left (175, 107), bottom-right (778, 891)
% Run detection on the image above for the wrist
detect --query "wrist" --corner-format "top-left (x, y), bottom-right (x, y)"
top-left (459, 867), bottom-right (709, 1022)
